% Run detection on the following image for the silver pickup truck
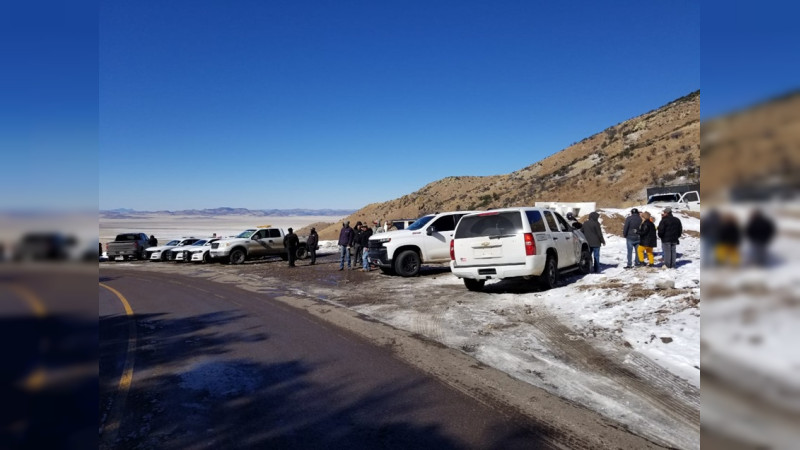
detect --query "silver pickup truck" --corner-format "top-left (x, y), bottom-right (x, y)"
top-left (106, 232), bottom-right (149, 261)
top-left (209, 227), bottom-right (311, 264)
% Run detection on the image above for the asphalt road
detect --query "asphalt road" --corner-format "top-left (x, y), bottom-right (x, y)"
top-left (99, 267), bottom-right (666, 449)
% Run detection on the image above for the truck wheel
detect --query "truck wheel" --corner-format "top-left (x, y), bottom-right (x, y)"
top-left (394, 250), bottom-right (420, 277)
top-left (464, 278), bottom-right (485, 292)
top-left (229, 249), bottom-right (246, 265)
top-left (295, 246), bottom-right (308, 260)
top-left (539, 255), bottom-right (558, 290)
top-left (160, 251), bottom-right (169, 262)
top-left (578, 247), bottom-right (591, 275)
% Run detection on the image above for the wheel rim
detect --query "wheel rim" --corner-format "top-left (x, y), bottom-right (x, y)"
top-left (232, 251), bottom-right (244, 264)
top-left (547, 260), bottom-right (556, 285)
top-left (580, 251), bottom-right (590, 272)
top-left (203, 252), bottom-right (210, 263)
top-left (403, 256), bottom-right (418, 274)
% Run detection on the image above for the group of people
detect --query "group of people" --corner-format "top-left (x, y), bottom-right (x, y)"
top-left (336, 221), bottom-right (374, 271)
top-left (567, 207), bottom-right (684, 273)
top-left (700, 208), bottom-right (776, 267)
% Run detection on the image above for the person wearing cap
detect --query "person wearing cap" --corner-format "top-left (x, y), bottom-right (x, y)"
top-left (337, 221), bottom-right (355, 270)
top-left (657, 207), bottom-right (683, 269)
top-left (306, 227), bottom-right (319, 265)
top-left (566, 212), bottom-right (582, 230)
top-left (283, 227), bottom-right (300, 267)
top-left (622, 208), bottom-right (643, 268)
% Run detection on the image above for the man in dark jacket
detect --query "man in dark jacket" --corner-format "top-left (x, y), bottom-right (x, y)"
top-left (148, 235), bottom-right (158, 247)
top-left (622, 208), bottom-right (643, 268)
top-left (306, 228), bottom-right (319, 265)
top-left (657, 207), bottom-right (683, 269)
top-left (338, 221), bottom-right (355, 270)
top-left (283, 227), bottom-right (300, 267)
top-left (745, 209), bottom-right (776, 267)
top-left (582, 211), bottom-right (606, 273)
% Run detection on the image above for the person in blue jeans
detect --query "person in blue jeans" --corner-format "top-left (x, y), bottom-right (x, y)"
top-left (581, 211), bottom-right (606, 273)
top-left (622, 208), bottom-right (643, 268)
top-left (337, 221), bottom-right (355, 270)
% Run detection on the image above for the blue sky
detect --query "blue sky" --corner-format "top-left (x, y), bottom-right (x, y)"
top-left (96, 1), bottom-right (701, 211)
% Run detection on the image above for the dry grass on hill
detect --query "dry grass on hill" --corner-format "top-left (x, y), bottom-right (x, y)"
top-left (314, 91), bottom-right (701, 240)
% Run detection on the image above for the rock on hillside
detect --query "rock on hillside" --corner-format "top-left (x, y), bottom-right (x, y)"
top-left (311, 91), bottom-right (700, 240)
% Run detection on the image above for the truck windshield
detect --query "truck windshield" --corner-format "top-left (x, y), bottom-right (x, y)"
top-left (406, 215), bottom-right (434, 231)
top-left (236, 230), bottom-right (256, 239)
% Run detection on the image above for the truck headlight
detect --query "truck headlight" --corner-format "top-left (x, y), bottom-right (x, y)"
top-left (377, 238), bottom-right (391, 243)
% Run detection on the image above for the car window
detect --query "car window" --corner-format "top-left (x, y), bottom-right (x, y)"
top-left (166, 240), bottom-right (180, 246)
top-left (454, 212), bottom-right (522, 239)
top-left (406, 215), bottom-right (434, 231)
top-left (236, 229), bottom-right (256, 238)
top-left (430, 215), bottom-right (456, 232)
top-left (543, 211), bottom-right (558, 232)
top-left (554, 213), bottom-right (571, 231)
top-left (683, 192), bottom-right (699, 202)
top-left (525, 211), bottom-right (546, 233)
top-left (269, 229), bottom-right (282, 238)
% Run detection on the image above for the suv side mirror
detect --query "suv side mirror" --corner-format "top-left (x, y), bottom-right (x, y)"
top-left (426, 227), bottom-right (436, 236)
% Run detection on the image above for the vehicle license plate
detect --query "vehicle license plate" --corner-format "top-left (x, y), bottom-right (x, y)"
top-left (474, 247), bottom-right (500, 258)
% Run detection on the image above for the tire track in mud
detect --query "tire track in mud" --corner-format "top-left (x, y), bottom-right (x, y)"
top-left (528, 309), bottom-right (700, 432)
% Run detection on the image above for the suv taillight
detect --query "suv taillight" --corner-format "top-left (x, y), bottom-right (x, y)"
top-left (524, 233), bottom-right (536, 256)
top-left (450, 240), bottom-right (455, 260)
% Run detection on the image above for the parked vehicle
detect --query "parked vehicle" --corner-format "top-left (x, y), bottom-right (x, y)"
top-left (367, 211), bottom-right (479, 277)
top-left (147, 237), bottom-right (201, 261)
top-left (106, 232), bottom-right (150, 261)
top-left (186, 238), bottom-right (222, 263)
top-left (647, 190), bottom-right (700, 211)
top-left (450, 207), bottom-right (591, 291)
top-left (209, 226), bottom-right (311, 264)
top-left (171, 239), bottom-right (212, 262)
top-left (390, 219), bottom-right (418, 230)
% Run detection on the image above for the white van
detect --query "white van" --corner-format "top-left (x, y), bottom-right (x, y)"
top-left (450, 207), bottom-right (591, 291)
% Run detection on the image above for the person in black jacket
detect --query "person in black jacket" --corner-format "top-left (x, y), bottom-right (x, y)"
top-left (306, 228), bottom-right (319, 265)
top-left (148, 235), bottom-right (158, 247)
top-left (582, 211), bottom-right (606, 273)
top-left (622, 208), bottom-right (643, 268)
top-left (657, 207), bottom-right (683, 269)
top-left (636, 211), bottom-right (658, 266)
top-left (283, 227), bottom-right (300, 267)
top-left (745, 209), bottom-right (776, 267)
top-left (716, 213), bottom-right (741, 266)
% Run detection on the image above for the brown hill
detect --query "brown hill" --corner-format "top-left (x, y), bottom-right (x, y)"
top-left (302, 91), bottom-right (700, 240)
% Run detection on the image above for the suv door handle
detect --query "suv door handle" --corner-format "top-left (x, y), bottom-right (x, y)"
top-left (565, 236), bottom-right (571, 239)
top-left (552, 237), bottom-right (559, 240)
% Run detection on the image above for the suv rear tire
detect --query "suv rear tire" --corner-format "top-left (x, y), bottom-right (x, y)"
top-left (394, 250), bottom-right (420, 277)
top-left (464, 278), bottom-right (485, 292)
top-left (578, 247), bottom-right (591, 274)
top-left (539, 255), bottom-right (558, 290)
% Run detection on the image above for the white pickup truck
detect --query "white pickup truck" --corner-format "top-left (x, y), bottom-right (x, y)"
top-left (367, 211), bottom-right (478, 277)
top-left (647, 190), bottom-right (700, 211)
top-left (209, 226), bottom-right (310, 264)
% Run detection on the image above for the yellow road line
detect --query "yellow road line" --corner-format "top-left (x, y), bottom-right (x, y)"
top-left (99, 282), bottom-right (137, 442)
top-left (10, 285), bottom-right (47, 317)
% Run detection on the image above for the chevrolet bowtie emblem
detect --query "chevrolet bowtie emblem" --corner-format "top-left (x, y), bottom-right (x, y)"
top-left (481, 242), bottom-right (490, 247)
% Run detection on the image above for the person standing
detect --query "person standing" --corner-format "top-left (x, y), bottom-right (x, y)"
top-left (700, 208), bottom-right (722, 267)
top-left (283, 227), bottom-right (299, 267)
top-left (744, 209), bottom-right (776, 267)
top-left (338, 221), bottom-right (355, 270)
top-left (306, 227), bottom-right (319, 265)
top-left (148, 234), bottom-right (158, 247)
top-left (352, 221), bottom-right (364, 269)
top-left (582, 211), bottom-right (606, 273)
top-left (657, 207), bottom-right (683, 269)
top-left (622, 208), bottom-right (643, 268)
top-left (716, 213), bottom-right (742, 266)
top-left (636, 211), bottom-right (657, 267)
top-left (360, 225), bottom-right (372, 271)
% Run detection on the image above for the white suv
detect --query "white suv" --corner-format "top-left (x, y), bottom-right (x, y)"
top-left (450, 207), bottom-right (590, 291)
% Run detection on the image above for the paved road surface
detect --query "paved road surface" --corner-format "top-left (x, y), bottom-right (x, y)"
top-left (99, 268), bottom-right (665, 449)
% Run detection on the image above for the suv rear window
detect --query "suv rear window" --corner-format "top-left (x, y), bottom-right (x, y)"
top-left (455, 212), bottom-right (523, 239)
top-left (525, 211), bottom-right (546, 232)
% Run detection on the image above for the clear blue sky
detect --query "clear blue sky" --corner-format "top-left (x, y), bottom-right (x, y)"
top-left (97, 1), bottom-right (701, 211)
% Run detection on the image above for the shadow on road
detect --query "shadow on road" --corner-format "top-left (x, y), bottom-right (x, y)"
top-left (100, 309), bottom-right (547, 449)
